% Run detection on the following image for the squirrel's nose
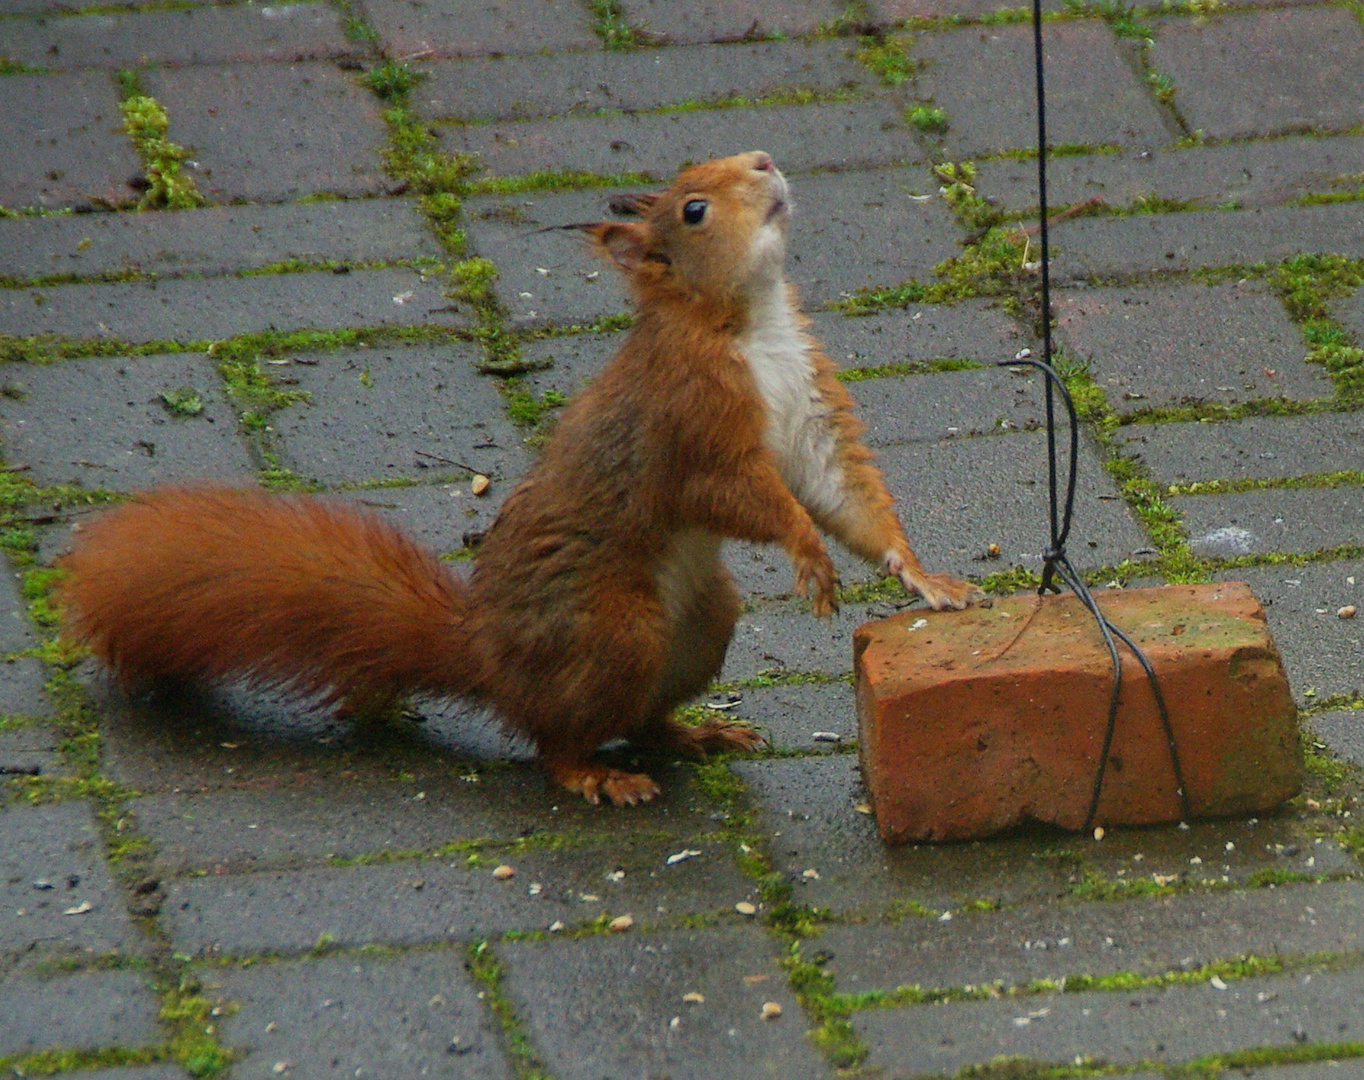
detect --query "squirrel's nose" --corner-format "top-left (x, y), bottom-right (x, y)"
top-left (751, 151), bottom-right (774, 172)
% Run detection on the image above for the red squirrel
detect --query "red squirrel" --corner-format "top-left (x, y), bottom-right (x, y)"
top-left (58, 151), bottom-right (983, 807)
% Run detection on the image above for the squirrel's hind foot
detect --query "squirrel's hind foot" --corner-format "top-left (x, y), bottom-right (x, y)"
top-left (638, 716), bottom-right (765, 760)
top-left (543, 758), bottom-right (662, 807)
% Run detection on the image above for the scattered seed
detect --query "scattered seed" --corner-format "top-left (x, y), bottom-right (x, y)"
top-left (801, 868), bottom-right (820, 880)
top-left (853, 801), bottom-right (872, 814)
top-left (666, 849), bottom-right (701, 866)
top-left (548, 920), bottom-right (565, 932)
top-left (682, 992), bottom-right (705, 1004)
top-left (1092, 827), bottom-right (1105, 841)
top-left (1339, 605), bottom-right (1357, 619)
top-left (1210, 975), bottom-right (1228, 990)
top-left (528, 883), bottom-right (542, 896)
top-left (811, 731), bottom-right (841, 743)
top-left (471, 474), bottom-right (491, 496)
top-left (609, 914), bottom-right (634, 932)
top-left (492, 864), bottom-right (515, 880)
top-left (62, 900), bottom-right (93, 916)
top-left (761, 1002), bottom-right (782, 1020)
top-left (735, 901), bottom-right (757, 916)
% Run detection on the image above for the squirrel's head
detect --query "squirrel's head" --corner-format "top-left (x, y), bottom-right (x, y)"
top-left (580, 151), bottom-right (791, 310)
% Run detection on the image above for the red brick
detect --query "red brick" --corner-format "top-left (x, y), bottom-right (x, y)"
top-left (855, 583), bottom-right (1301, 843)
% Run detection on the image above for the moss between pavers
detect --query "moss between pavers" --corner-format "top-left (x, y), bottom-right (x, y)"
top-left (117, 75), bottom-right (207, 211)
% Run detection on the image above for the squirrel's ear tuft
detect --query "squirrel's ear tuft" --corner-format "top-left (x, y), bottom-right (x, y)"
top-left (579, 221), bottom-right (658, 273)
top-left (607, 192), bottom-right (660, 217)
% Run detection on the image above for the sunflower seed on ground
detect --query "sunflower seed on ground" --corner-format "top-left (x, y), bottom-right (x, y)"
top-left (608, 915), bottom-right (634, 932)
top-left (811, 731), bottom-right (841, 742)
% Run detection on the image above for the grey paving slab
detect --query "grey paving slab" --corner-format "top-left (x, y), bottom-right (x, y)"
top-left (974, 137), bottom-right (1364, 215)
top-left (723, 603), bottom-right (866, 682)
top-left (498, 927), bottom-right (831, 1080)
top-left (0, 570), bottom-right (35, 654)
top-left (619, 0), bottom-right (841, 44)
top-left (0, 969), bottom-right (160, 1056)
top-left (1333, 285), bottom-right (1364, 349)
top-left (1176, 486), bottom-right (1364, 558)
top-left (464, 166), bottom-right (960, 326)
top-left (363, 0), bottom-right (598, 58)
top-left (0, 721), bottom-right (64, 778)
top-left (1150, 7), bottom-right (1364, 140)
top-left (0, 266), bottom-right (460, 343)
top-left (810, 302), bottom-right (1033, 369)
top-left (0, 800), bottom-right (145, 963)
top-left (0, 198), bottom-right (439, 282)
top-left (849, 366), bottom-right (1048, 445)
top-left (0, 72), bottom-right (143, 211)
top-left (1229, 1066), bottom-right (1364, 1080)
top-left (733, 755), bottom-right (1338, 915)
top-left (269, 342), bottom-right (528, 485)
top-left (522, 329), bottom-right (623, 399)
top-left (1051, 202), bottom-right (1364, 283)
top-left (211, 950), bottom-right (511, 1080)
top-left (854, 964), bottom-right (1364, 1076)
top-left (0, 2), bottom-right (354, 70)
top-left (723, 535), bottom-right (879, 599)
top-left (445, 99), bottom-right (915, 183)
top-left (1114, 413), bottom-right (1364, 487)
top-left (55, 1069), bottom-right (188, 1080)
top-left (726, 680), bottom-right (859, 751)
top-left (868, 0), bottom-right (1081, 17)
top-left (911, 21), bottom-right (1173, 160)
top-left (0, 353), bottom-right (254, 491)
top-left (334, 478), bottom-right (512, 555)
top-left (415, 38), bottom-right (872, 123)
top-left (1214, 560), bottom-right (1364, 703)
top-left (140, 62), bottom-right (388, 203)
top-left (823, 880), bottom-right (1364, 994)
top-left (162, 837), bottom-right (754, 955)
top-left (1055, 282), bottom-right (1331, 414)
top-left (785, 168), bottom-right (964, 306)
top-left (1310, 708), bottom-right (1364, 769)
top-left (874, 430), bottom-right (1152, 574)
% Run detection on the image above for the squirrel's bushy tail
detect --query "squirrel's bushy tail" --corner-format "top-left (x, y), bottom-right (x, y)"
top-left (58, 486), bottom-right (486, 712)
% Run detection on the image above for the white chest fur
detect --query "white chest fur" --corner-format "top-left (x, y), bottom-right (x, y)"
top-left (737, 287), bottom-right (845, 519)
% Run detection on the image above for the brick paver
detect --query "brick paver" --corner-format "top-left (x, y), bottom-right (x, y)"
top-left (5, 2), bottom-right (1364, 1076)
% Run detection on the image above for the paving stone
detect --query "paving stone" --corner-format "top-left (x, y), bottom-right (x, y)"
top-left (333, 479), bottom-right (513, 555)
top-left (464, 166), bottom-right (960, 326)
top-left (849, 366), bottom-right (1048, 445)
top-left (1114, 414), bottom-right (1364, 487)
top-left (162, 837), bottom-right (754, 955)
top-left (415, 38), bottom-right (872, 123)
top-left (1054, 282), bottom-right (1330, 414)
top-left (0, 353), bottom-right (254, 491)
top-left (0, 801), bottom-right (145, 964)
top-left (1150, 7), bottom-right (1364, 139)
top-left (724, 536), bottom-right (879, 599)
top-left (1213, 560), bottom-right (1364, 704)
top-left (974, 136), bottom-right (1364, 215)
top-left (522, 329), bottom-right (624, 399)
top-left (1176, 487), bottom-right (1364, 558)
top-left (1050, 202), bottom-right (1364, 283)
top-left (1309, 708), bottom-right (1364, 768)
top-left (0, 969), bottom-right (160, 1056)
top-left (725, 680), bottom-right (858, 752)
top-left (269, 342), bottom-right (528, 485)
top-left (0, 198), bottom-right (438, 282)
top-left (822, 880), bottom-right (1364, 994)
top-left (874, 430), bottom-right (1152, 574)
top-left (1333, 284), bottom-right (1364, 348)
top-left (868, 0), bottom-right (1070, 17)
top-left (363, 0), bottom-right (598, 58)
top-left (733, 755), bottom-right (1340, 915)
top-left (0, 72), bottom-right (143, 211)
top-left (619, 0), bottom-right (841, 44)
top-left (810, 303), bottom-right (1033, 370)
top-left (910, 21), bottom-right (1173, 160)
top-left (1230, 1066), bottom-right (1364, 1080)
top-left (0, 266), bottom-right (459, 343)
top-left (854, 963), bottom-right (1364, 1076)
top-left (498, 926), bottom-right (829, 1080)
top-left (445, 99), bottom-right (914, 182)
top-left (0, 570), bottom-right (35, 654)
top-left (0, 3), bottom-right (354, 70)
top-left (723, 603), bottom-right (868, 682)
top-left (0, 657), bottom-right (51, 717)
top-left (0, 721), bottom-right (64, 779)
top-left (211, 950), bottom-right (511, 1079)
top-left (54, 1069), bottom-right (188, 1080)
top-left (140, 63), bottom-right (388, 203)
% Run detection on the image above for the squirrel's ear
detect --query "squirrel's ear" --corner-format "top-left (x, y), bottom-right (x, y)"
top-left (579, 221), bottom-right (658, 273)
top-left (607, 192), bottom-right (660, 217)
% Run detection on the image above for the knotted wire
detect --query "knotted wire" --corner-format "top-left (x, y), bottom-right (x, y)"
top-left (996, 0), bottom-right (1191, 831)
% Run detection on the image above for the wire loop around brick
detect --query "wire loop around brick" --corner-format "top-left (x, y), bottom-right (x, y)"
top-left (993, 0), bottom-right (1193, 830)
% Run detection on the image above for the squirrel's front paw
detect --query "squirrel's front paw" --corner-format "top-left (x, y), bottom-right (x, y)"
top-left (794, 551), bottom-right (839, 618)
top-left (909, 571), bottom-right (985, 611)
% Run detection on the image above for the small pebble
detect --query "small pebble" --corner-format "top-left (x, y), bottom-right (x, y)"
top-left (735, 901), bottom-right (757, 916)
top-left (811, 731), bottom-right (841, 743)
top-left (548, 920), bottom-right (565, 933)
top-left (682, 992), bottom-right (705, 1004)
top-left (761, 1002), bottom-right (783, 1020)
top-left (492, 865), bottom-right (515, 880)
top-left (471, 474), bottom-right (491, 496)
top-left (608, 915), bottom-right (634, 932)
top-left (1339, 605), bottom-right (1357, 619)
top-left (1092, 827), bottom-right (1105, 841)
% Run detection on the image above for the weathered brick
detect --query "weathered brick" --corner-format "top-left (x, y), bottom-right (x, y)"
top-left (855, 582), bottom-right (1301, 842)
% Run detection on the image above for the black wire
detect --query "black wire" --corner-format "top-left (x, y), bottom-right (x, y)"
top-left (1013, 0), bottom-right (1191, 829)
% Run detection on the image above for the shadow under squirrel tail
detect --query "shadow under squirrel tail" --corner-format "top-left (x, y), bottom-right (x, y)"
top-left (58, 486), bottom-right (487, 713)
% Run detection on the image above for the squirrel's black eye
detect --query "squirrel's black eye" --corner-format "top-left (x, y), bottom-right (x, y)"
top-left (682, 199), bottom-right (708, 225)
